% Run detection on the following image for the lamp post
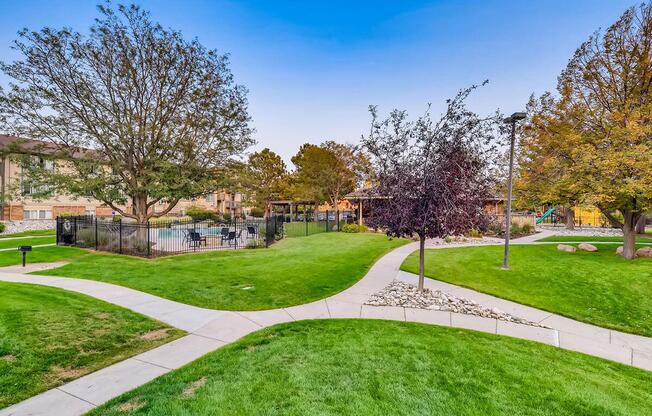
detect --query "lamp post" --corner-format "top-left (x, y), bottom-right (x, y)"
top-left (502, 111), bottom-right (526, 270)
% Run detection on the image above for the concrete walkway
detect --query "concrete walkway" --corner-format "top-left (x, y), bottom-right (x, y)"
top-left (1, 233), bottom-right (651, 415)
top-left (0, 234), bottom-right (55, 241)
top-left (0, 243), bottom-right (55, 252)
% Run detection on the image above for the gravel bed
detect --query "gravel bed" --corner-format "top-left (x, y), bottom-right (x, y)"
top-left (425, 236), bottom-right (503, 247)
top-left (538, 226), bottom-right (622, 237)
top-left (1, 220), bottom-right (55, 235)
top-left (366, 280), bottom-right (547, 327)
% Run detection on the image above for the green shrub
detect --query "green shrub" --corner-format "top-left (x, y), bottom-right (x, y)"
top-left (0, 222), bottom-right (5, 233)
top-left (467, 228), bottom-right (482, 238)
top-left (58, 212), bottom-right (77, 218)
top-left (246, 240), bottom-right (264, 249)
top-left (222, 213), bottom-right (232, 222)
top-left (341, 223), bottom-right (368, 233)
top-left (249, 207), bottom-right (265, 218)
top-left (112, 215), bottom-right (122, 222)
top-left (186, 206), bottom-right (218, 221)
top-left (75, 228), bottom-right (112, 248)
top-left (509, 223), bottom-right (534, 235)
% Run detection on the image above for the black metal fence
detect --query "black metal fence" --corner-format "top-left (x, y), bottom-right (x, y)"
top-left (56, 215), bottom-right (283, 258)
top-left (278, 210), bottom-right (354, 238)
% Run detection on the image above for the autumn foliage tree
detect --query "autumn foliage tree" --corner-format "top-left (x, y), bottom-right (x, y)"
top-left (363, 85), bottom-right (498, 290)
top-left (0, 3), bottom-right (252, 224)
top-left (291, 142), bottom-right (369, 209)
top-left (240, 148), bottom-right (289, 216)
top-left (520, 4), bottom-right (652, 259)
top-left (517, 94), bottom-right (583, 230)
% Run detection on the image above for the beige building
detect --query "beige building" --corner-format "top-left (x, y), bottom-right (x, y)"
top-left (0, 135), bottom-right (246, 220)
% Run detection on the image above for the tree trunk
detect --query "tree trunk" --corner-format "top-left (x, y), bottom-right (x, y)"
top-left (131, 194), bottom-right (150, 254)
top-left (621, 210), bottom-right (640, 260)
top-left (564, 207), bottom-right (575, 230)
top-left (133, 194), bottom-right (149, 225)
top-left (418, 236), bottom-right (425, 292)
top-left (635, 215), bottom-right (646, 234)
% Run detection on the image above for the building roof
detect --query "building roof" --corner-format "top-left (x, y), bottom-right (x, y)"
top-left (0, 135), bottom-right (94, 159)
top-left (343, 187), bottom-right (386, 200)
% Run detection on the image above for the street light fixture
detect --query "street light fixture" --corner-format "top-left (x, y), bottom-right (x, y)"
top-left (502, 111), bottom-right (526, 270)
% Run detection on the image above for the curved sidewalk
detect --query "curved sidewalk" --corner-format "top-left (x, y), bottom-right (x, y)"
top-left (1, 236), bottom-right (651, 416)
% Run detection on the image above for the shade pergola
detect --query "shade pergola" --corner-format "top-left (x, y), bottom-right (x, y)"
top-left (268, 200), bottom-right (319, 220)
top-left (343, 188), bottom-right (387, 226)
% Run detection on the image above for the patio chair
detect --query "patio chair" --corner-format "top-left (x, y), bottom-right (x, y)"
top-left (219, 227), bottom-right (230, 245)
top-left (187, 231), bottom-right (207, 247)
top-left (225, 230), bottom-right (243, 247)
top-left (246, 226), bottom-right (257, 239)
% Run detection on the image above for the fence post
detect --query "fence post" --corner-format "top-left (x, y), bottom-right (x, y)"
top-left (336, 209), bottom-right (340, 231)
top-left (326, 210), bottom-right (329, 232)
top-left (146, 221), bottom-right (151, 257)
top-left (119, 218), bottom-right (123, 254)
top-left (95, 217), bottom-right (98, 250)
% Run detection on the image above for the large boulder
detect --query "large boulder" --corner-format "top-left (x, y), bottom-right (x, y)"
top-left (616, 246), bottom-right (624, 256)
top-left (578, 243), bottom-right (598, 252)
top-left (557, 244), bottom-right (576, 253)
top-left (635, 247), bottom-right (652, 258)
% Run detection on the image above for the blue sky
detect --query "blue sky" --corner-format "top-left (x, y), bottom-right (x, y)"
top-left (0, 0), bottom-right (633, 163)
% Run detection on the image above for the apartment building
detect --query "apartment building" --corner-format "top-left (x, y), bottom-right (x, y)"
top-left (0, 135), bottom-right (245, 220)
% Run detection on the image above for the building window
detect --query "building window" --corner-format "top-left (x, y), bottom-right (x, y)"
top-left (85, 209), bottom-right (95, 217)
top-left (205, 193), bottom-right (215, 204)
top-left (20, 157), bottom-right (54, 196)
top-left (24, 209), bottom-right (52, 220)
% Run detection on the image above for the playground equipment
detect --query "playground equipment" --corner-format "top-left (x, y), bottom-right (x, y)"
top-left (536, 207), bottom-right (556, 224)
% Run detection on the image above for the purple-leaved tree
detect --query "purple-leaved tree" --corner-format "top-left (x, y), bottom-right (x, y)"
top-left (363, 84), bottom-right (500, 291)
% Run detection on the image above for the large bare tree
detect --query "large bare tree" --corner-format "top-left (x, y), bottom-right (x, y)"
top-left (0, 3), bottom-right (253, 223)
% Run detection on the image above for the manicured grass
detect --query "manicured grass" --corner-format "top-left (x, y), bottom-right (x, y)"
top-left (536, 235), bottom-right (652, 243)
top-left (0, 229), bottom-right (55, 238)
top-left (283, 221), bottom-right (332, 237)
top-left (90, 320), bottom-right (652, 416)
top-left (40, 233), bottom-right (407, 310)
top-left (402, 244), bottom-right (652, 336)
top-left (0, 236), bottom-right (55, 250)
top-left (0, 282), bottom-right (184, 409)
top-left (0, 245), bottom-right (87, 267)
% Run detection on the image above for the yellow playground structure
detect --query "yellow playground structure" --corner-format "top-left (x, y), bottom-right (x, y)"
top-left (537, 206), bottom-right (608, 227)
top-left (574, 206), bottom-right (607, 227)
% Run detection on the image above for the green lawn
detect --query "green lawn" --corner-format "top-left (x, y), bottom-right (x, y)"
top-left (283, 221), bottom-right (332, 237)
top-left (40, 233), bottom-right (407, 310)
top-left (0, 245), bottom-right (87, 267)
top-left (0, 236), bottom-right (55, 250)
top-left (402, 244), bottom-right (652, 336)
top-left (536, 235), bottom-right (652, 243)
top-left (90, 320), bottom-right (652, 416)
top-left (0, 229), bottom-right (55, 238)
top-left (0, 282), bottom-right (184, 409)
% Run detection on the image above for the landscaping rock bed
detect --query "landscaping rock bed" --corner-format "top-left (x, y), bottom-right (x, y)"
top-left (538, 225), bottom-right (622, 236)
top-left (425, 236), bottom-right (503, 247)
top-left (366, 280), bottom-right (547, 327)
top-left (1, 220), bottom-right (55, 235)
